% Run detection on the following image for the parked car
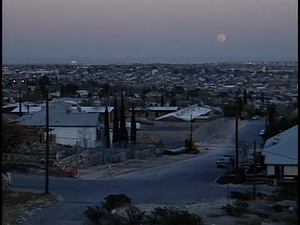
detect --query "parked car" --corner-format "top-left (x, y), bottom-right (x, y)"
top-left (216, 157), bottom-right (232, 168)
top-left (252, 115), bottom-right (260, 120)
top-left (223, 155), bottom-right (235, 167)
top-left (259, 129), bottom-right (265, 136)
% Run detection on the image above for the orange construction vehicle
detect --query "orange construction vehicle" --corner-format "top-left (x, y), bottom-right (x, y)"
top-left (185, 134), bottom-right (199, 154)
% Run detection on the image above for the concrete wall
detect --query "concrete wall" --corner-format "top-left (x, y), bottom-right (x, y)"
top-left (51, 127), bottom-right (97, 148)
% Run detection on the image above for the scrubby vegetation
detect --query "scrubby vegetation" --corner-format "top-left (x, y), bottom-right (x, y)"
top-left (85, 194), bottom-right (203, 225)
top-left (221, 200), bottom-right (249, 217)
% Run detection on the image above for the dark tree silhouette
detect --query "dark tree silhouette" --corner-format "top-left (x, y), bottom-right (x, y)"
top-left (119, 94), bottom-right (128, 143)
top-left (60, 84), bottom-right (65, 98)
top-left (112, 97), bottom-right (120, 143)
top-left (268, 104), bottom-right (277, 125)
top-left (130, 104), bottom-right (137, 143)
top-left (243, 89), bottom-right (248, 105)
top-left (104, 106), bottom-right (110, 148)
top-left (171, 92), bottom-right (177, 106)
top-left (161, 94), bottom-right (164, 107)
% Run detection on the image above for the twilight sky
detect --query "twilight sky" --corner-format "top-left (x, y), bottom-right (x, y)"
top-left (2, 0), bottom-right (298, 64)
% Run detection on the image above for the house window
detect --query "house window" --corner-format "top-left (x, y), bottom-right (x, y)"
top-left (155, 112), bottom-right (159, 117)
top-left (145, 112), bottom-right (149, 117)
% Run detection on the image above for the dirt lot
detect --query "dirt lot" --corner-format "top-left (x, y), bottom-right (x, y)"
top-left (76, 150), bottom-right (209, 180)
top-left (2, 190), bottom-right (58, 225)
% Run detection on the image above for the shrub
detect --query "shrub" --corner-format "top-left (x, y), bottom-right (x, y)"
top-left (84, 206), bottom-right (106, 224)
top-left (256, 192), bottom-right (268, 199)
top-left (124, 205), bottom-right (146, 225)
top-left (247, 218), bottom-right (262, 225)
top-left (146, 206), bottom-right (203, 225)
top-left (272, 204), bottom-right (284, 213)
top-left (270, 214), bottom-right (281, 222)
top-left (102, 194), bottom-right (131, 212)
top-left (257, 212), bottom-right (270, 219)
top-left (230, 191), bottom-right (253, 200)
top-left (274, 184), bottom-right (298, 200)
top-left (221, 200), bottom-right (249, 217)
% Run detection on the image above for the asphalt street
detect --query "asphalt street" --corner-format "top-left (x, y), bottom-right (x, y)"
top-left (11, 117), bottom-right (270, 224)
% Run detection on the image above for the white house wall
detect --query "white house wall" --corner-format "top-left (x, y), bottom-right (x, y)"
top-left (267, 165), bottom-right (275, 176)
top-left (284, 166), bottom-right (298, 176)
top-left (51, 127), bottom-right (97, 148)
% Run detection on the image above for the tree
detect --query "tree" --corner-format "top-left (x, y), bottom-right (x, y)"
top-left (119, 94), bottom-right (128, 144)
top-left (39, 76), bottom-right (51, 91)
top-left (104, 106), bottom-right (110, 148)
top-left (161, 94), bottom-right (164, 107)
top-left (65, 82), bottom-right (79, 96)
top-left (130, 104), bottom-right (137, 144)
top-left (77, 126), bottom-right (93, 148)
top-left (243, 90), bottom-right (248, 105)
top-left (171, 92), bottom-right (177, 106)
top-left (268, 104), bottom-right (277, 125)
top-left (239, 141), bottom-right (251, 164)
top-left (238, 97), bottom-right (244, 117)
top-left (2, 120), bottom-right (33, 152)
top-left (60, 84), bottom-right (65, 98)
top-left (113, 97), bottom-right (120, 144)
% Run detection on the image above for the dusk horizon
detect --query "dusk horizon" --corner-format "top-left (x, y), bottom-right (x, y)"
top-left (3, 0), bottom-right (298, 64)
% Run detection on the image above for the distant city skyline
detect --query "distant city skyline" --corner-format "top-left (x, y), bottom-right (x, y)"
top-left (3, 0), bottom-right (298, 64)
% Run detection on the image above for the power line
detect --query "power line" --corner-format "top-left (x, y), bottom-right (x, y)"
top-left (262, 150), bottom-right (297, 161)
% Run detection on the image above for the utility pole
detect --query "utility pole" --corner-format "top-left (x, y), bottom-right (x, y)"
top-left (235, 92), bottom-right (239, 184)
top-left (190, 114), bottom-right (193, 153)
top-left (265, 103), bottom-right (268, 131)
top-left (190, 114), bottom-right (193, 137)
top-left (19, 89), bottom-right (22, 116)
top-left (45, 89), bottom-right (50, 194)
top-left (253, 140), bottom-right (256, 200)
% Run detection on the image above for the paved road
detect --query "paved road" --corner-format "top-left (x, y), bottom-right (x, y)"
top-left (12, 118), bottom-right (271, 224)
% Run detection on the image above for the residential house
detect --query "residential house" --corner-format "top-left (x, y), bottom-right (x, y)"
top-left (155, 105), bottom-right (212, 122)
top-left (262, 125), bottom-right (298, 184)
top-left (16, 105), bottom-right (105, 148)
top-left (129, 106), bottom-right (179, 119)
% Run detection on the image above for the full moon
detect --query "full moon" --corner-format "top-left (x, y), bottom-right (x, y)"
top-left (217, 34), bottom-right (226, 43)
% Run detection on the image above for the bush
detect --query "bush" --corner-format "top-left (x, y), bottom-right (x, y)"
top-left (256, 192), bottom-right (268, 199)
top-left (247, 218), bottom-right (262, 225)
top-left (146, 206), bottom-right (203, 225)
top-left (84, 206), bottom-right (106, 224)
top-left (221, 200), bottom-right (249, 217)
top-left (274, 184), bottom-right (298, 200)
top-left (257, 212), bottom-right (270, 219)
top-left (230, 191), bottom-right (253, 200)
top-left (270, 214), bottom-right (281, 222)
top-left (102, 194), bottom-right (131, 212)
top-left (272, 204), bottom-right (284, 213)
top-left (124, 205), bottom-right (146, 225)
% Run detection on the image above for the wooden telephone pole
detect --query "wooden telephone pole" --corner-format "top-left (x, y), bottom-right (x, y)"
top-left (45, 89), bottom-right (50, 194)
top-left (235, 92), bottom-right (239, 184)
top-left (253, 140), bottom-right (256, 200)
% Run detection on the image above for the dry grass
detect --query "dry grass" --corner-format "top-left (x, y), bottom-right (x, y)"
top-left (2, 190), bottom-right (57, 225)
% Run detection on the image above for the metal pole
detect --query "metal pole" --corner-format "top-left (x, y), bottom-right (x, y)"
top-left (190, 114), bottom-right (193, 137)
top-left (19, 89), bottom-right (22, 116)
top-left (265, 104), bottom-right (268, 131)
top-left (235, 92), bottom-right (239, 183)
top-left (108, 86), bottom-right (110, 125)
top-left (253, 140), bottom-right (256, 200)
top-left (45, 89), bottom-right (50, 194)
